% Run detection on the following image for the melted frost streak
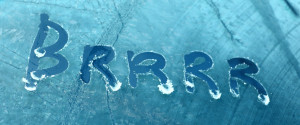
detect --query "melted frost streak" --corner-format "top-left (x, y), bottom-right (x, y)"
top-left (23, 13), bottom-right (69, 91)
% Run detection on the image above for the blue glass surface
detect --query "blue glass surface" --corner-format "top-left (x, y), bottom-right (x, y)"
top-left (0, 0), bottom-right (299, 124)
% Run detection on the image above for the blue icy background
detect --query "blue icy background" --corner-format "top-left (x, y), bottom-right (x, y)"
top-left (0, 0), bottom-right (300, 124)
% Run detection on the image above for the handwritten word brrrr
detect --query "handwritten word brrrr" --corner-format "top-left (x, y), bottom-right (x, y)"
top-left (22, 14), bottom-right (270, 105)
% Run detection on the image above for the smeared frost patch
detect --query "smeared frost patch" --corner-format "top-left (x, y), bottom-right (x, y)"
top-left (184, 80), bottom-right (194, 88)
top-left (23, 78), bottom-right (37, 91)
top-left (30, 71), bottom-right (46, 80)
top-left (209, 90), bottom-right (221, 99)
top-left (24, 84), bottom-right (37, 91)
top-left (157, 80), bottom-right (174, 94)
top-left (258, 94), bottom-right (270, 105)
top-left (230, 88), bottom-right (239, 97)
top-left (22, 77), bottom-right (29, 84)
top-left (34, 47), bottom-right (46, 58)
top-left (109, 81), bottom-right (122, 91)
